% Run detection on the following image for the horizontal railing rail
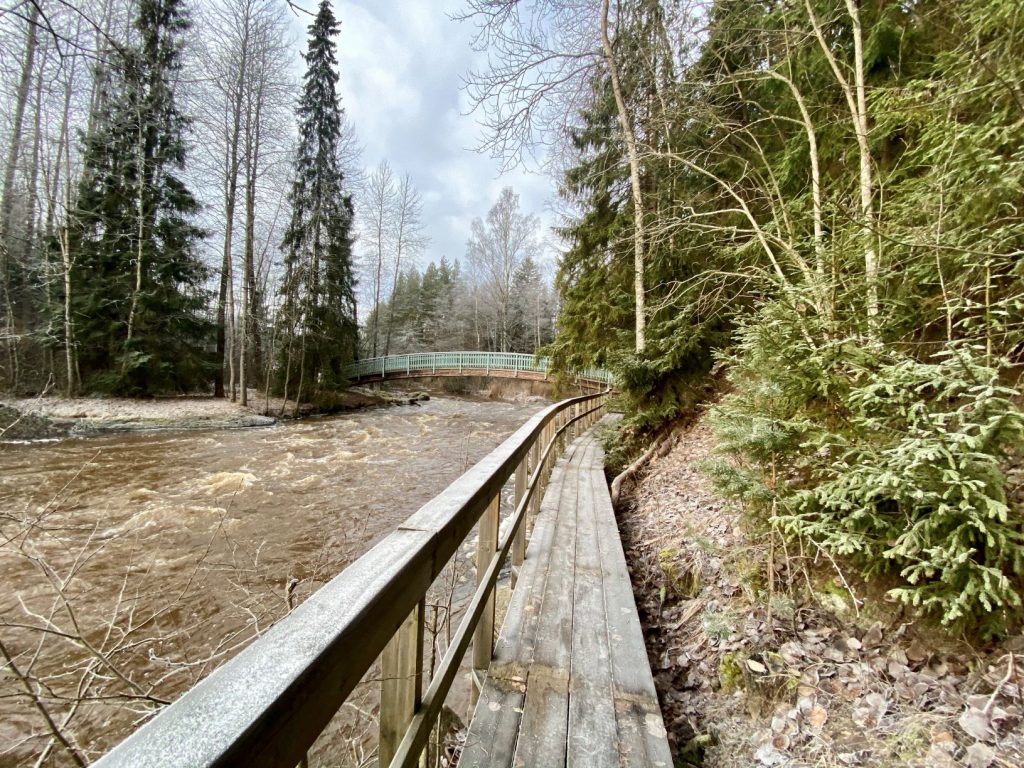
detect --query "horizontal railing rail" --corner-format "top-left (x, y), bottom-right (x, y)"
top-left (345, 351), bottom-right (615, 387)
top-left (95, 390), bottom-right (611, 768)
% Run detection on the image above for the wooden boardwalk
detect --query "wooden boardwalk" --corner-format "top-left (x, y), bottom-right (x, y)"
top-left (461, 420), bottom-right (672, 767)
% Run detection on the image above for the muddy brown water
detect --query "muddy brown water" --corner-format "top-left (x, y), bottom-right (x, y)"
top-left (0, 396), bottom-right (545, 767)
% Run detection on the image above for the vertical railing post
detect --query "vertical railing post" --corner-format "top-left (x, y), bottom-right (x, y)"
top-left (379, 601), bottom-right (424, 768)
top-left (511, 457), bottom-right (528, 585)
top-left (471, 494), bottom-right (500, 711)
top-left (529, 436), bottom-right (541, 520)
top-left (539, 421), bottom-right (550, 492)
top-left (546, 419), bottom-right (553, 479)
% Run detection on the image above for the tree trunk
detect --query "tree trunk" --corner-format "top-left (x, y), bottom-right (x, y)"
top-left (227, 251), bottom-right (237, 401)
top-left (122, 113), bottom-right (147, 379)
top-left (806, 0), bottom-right (878, 330)
top-left (845, 0), bottom-right (879, 327)
top-left (1, 2), bottom-right (40, 389)
top-left (384, 209), bottom-right (405, 357)
top-left (57, 31), bottom-right (82, 397)
top-left (214, 18), bottom-right (250, 399)
top-left (601, 0), bottom-right (646, 355)
top-left (240, 58), bottom-right (264, 406)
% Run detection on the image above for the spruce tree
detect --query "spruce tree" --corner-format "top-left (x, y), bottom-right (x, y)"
top-left (277, 0), bottom-right (358, 402)
top-left (67, 0), bottom-right (211, 395)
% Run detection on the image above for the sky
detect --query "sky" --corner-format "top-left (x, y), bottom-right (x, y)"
top-left (288, 0), bottom-right (560, 272)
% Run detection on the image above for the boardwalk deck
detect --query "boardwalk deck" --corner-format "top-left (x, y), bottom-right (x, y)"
top-left (461, 419), bottom-right (672, 767)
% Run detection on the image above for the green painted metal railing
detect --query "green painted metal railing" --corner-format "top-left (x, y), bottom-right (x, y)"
top-left (345, 351), bottom-right (614, 386)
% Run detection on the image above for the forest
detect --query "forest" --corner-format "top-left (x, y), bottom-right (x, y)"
top-left (0, 0), bottom-right (1020, 641)
top-left (460, 0), bottom-right (1024, 633)
top-left (2, 0), bottom-right (1024, 763)
top-left (0, 0), bottom-right (557, 408)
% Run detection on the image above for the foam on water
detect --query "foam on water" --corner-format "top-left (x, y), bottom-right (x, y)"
top-left (202, 472), bottom-right (258, 496)
top-left (331, 450), bottom-right (368, 463)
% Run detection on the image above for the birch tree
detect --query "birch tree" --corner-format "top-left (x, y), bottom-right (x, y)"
top-left (383, 173), bottom-right (427, 356)
top-left (459, 0), bottom-right (663, 354)
top-left (361, 159), bottom-right (395, 357)
top-left (465, 187), bottom-right (540, 352)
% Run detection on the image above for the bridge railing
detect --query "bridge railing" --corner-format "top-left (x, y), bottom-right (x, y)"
top-left (95, 390), bottom-right (612, 768)
top-left (346, 351), bottom-right (614, 386)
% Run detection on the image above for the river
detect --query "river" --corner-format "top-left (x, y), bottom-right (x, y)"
top-left (0, 395), bottom-right (545, 767)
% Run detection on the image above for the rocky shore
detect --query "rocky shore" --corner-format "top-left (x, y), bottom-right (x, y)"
top-left (0, 387), bottom-right (430, 441)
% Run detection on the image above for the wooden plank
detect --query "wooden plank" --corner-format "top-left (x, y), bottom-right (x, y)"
top-left (461, 447), bottom-right (576, 766)
top-left (463, 434), bottom-right (580, 768)
top-left (511, 440), bottom-right (583, 767)
top-left (513, 666), bottom-right (569, 768)
top-left (567, 434), bottom-right (619, 768)
top-left (459, 675), bottom-right (526, 765)
top-left (511, 457), bottom-right (528, 584)
top-left (589, 423), bottom-right (672, 768)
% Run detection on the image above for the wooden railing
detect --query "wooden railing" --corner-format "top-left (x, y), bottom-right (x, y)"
top-left (94, 391), bottom-right (611, 768)
top-left (345, 351), bottom-right (614, 387)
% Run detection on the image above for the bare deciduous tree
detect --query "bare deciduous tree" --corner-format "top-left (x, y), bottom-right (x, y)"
top-left (465, 186), bottom-right (540, 352)
top-left (361, 160), bottom-right (395, 358)
top-left (458, 0), bottom-right (654, 353)
top-left (383, 173), bottom-right (427, 357)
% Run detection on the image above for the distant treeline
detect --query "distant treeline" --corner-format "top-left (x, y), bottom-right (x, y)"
top-left (363, 252), bottom-right (557, 358)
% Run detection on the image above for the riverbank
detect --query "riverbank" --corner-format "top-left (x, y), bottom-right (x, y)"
top-left (615, 410), bottom-right (1023, 768)
top-left (0, 387), bottom-right (426, 440)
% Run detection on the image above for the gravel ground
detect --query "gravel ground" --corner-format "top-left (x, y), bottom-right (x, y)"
top-left (615, 411), bottom-right (1024, 768)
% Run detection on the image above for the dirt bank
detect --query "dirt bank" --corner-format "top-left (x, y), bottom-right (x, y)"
top-left (615, 411), bottom-right (1023, 767)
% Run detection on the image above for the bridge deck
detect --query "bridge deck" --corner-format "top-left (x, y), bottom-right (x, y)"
top-left (461, 419), bottom-right (672, 767)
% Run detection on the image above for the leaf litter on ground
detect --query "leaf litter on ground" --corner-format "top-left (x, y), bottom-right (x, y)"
top-left (615, 414), bottom-right (1024, 767)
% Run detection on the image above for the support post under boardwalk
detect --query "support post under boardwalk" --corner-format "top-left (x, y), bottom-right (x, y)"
top-left (471, 494), bottom-right (500, 708)
top-left (511, 457), bottom-right (528, 585)
top-left (379, 601), bottom-right (424, 768)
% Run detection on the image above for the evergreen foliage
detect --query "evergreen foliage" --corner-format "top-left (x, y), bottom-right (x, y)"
top-left (552, 61), bottom-right (731, 435)
top-left (66, 0), bottom-right (212, 395)
top-left (551, 0), bottom-right (1024, 630)
top-left (276, 0), bottom-right (358, 400)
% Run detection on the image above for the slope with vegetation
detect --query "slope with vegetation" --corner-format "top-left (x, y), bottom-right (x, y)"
top-left (465, 0), bottom-right (1023, 763)
top-left (542, 0), bottom-right (1024, 634)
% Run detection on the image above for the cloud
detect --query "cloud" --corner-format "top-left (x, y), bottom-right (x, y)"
top-left (288, 1), bottom-right (560, 275)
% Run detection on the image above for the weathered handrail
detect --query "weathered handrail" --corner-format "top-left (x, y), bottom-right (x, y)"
top-left (345, 351), bottom-right (614, 387)
top-left (94, 390), bottom-right (611, 768)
